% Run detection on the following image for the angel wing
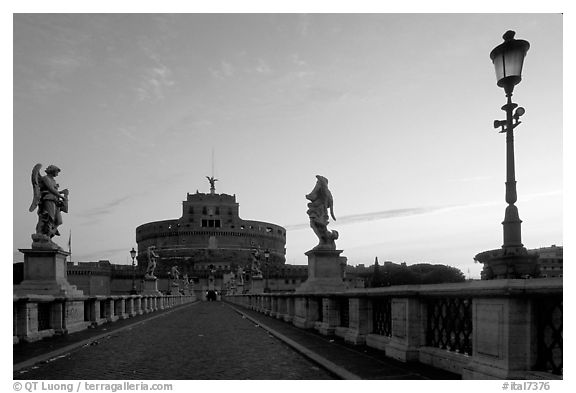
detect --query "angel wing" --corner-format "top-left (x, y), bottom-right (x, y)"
top-left (327, 190), bottom-right (336, 221)
top-left (28, 163), bottom-right (42, 212)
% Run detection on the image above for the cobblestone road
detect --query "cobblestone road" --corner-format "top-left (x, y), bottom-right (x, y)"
top-left (14, 302), bottom-right (334, 380)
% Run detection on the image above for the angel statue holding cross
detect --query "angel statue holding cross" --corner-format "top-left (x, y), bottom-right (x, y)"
top-left (28, 163), bottom-right (69, 249)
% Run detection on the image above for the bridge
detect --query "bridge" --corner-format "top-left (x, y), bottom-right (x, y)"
top-left (13, 278), bottom-right (562, 380)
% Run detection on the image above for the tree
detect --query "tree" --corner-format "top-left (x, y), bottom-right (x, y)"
top-left (370, 257), bottom-right (385, 287)
top-left (367, 261), bottom-right (466, 286)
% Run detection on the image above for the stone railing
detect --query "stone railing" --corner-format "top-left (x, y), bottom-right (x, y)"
top-left (13, 293), bottom-right (196, 344)
top-left (225, 278), bottom-right (562, 380)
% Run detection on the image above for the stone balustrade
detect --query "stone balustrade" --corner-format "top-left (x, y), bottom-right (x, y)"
top-left (225, 278), bottom-right (562, 380)
top-left (13, 294), bottom-right (196, 344)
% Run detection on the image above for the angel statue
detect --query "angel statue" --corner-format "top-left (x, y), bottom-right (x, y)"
top-left (145, 246), bottom-right (159, 279)
top-left (29, 164), bottom-right (69, 249)
top-left (206, 176), bottom-right (218, 194)
top-left (306, 175), bottom-right (339, 250)
top-left (236, 266), bottom-right (245, 286)
top-left (250, 249), bottom-right (263, 278)
top-left (170, 265), bottom-right (180, 281)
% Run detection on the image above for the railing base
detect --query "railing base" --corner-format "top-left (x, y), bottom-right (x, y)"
top-left (315, 321), bottom-right (335, 336)
top-left (62, 321), bottom-right (92, 335)
top-left (20, 329), bottom-right (55, 343)
top-left (366, 334), bottom-right (390, 352)
top-left (385, 338), bottom-right (420, 362)
top-left (419, 347), bottom-right (469, 376)
top-left (293, 316), bottom-right (315, 329)
top-left (335, 326), bottom-right (349, 339)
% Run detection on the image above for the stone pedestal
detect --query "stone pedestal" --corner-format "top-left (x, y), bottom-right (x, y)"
top-left (475, 247), bottom-right (539, 279)
top-left (169, 282), bottom-right (180, 295)
top-left (208, 274), bottom-right (216, 291)
top-left (142, 278), bottom-right (162, 295)
top-left (251, 277), bottom-right (264, 293)
top-left (15, 249), bottom-right (83, 296)
top-left (295, 249), bottom-right (347, 293)
top-left (64, 299), bottom-right (92, 333)
top-left (345, 298), bottom-right (372, 345)
top-left (462, 297), bottom-right (537, 379)
top-left (384, 298), bottom-right (422, 362)
top-left (293, 296), bottom-right (320, 329)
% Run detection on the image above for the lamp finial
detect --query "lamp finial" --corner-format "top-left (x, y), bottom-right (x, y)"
top-left (503, 30), bottom-right (516, 41)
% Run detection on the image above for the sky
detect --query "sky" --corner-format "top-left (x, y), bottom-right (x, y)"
top-left (11, 12), bottom-right (563, 279)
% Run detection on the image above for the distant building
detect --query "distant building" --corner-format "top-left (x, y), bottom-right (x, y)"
top-left (532, 245), bottom-right (563, 278)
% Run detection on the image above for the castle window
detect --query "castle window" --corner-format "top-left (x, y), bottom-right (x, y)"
top-left (216, 207), bottom-right (220, 215)
top-left (203, 219), bottom-right (221, 228)
top-left (266, 227), bottom-right (272, 233)
top-left (202, 207), bottom-right (207, 215)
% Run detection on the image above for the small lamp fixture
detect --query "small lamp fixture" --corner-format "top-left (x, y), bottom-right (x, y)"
top-left (489, 30), bottom-right (530, 94)
top-left (130, 247), bottom-right (137, 260)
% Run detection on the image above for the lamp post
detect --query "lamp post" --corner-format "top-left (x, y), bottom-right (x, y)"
top-left (130, 247), bottom-right (137, 294)
top-left (475, 31), bottom-right (538, 279)
top-left (264, 249), bottom-right (270, 293)
top-left (490, 30), bottom-right (530, 250)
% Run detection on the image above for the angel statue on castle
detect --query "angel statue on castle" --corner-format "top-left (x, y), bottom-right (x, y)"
top-left (29, 164), bottom-right (69, 249)
top-left (206, 176), bottom-right (218, 194)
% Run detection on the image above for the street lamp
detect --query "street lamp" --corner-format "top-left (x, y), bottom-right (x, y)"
top-left (130, 247), bottom-right (137, 294)
top-left (490, 31), bottom-right (530, 95)
top-left (490, 30), bottom-right (529, 251)
top-left (475, 31), bottom-right (538, 279)
top-left (264, 249), bottom-right (270, 293)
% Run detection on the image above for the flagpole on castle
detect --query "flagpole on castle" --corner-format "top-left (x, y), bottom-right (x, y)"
top-left (68, 229), bottom-right (72, 263)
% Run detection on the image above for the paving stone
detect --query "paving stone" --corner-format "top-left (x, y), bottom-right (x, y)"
top-left (14, 302), bottom-right (333, 380)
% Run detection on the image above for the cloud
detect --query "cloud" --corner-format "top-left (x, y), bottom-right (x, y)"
top-left (117, 126), bottom-right (140, 142)
top-left (519, 189), bottom-right (562, 202)
top-left (291, 54), bottom-right (307, 67)
top-left (285, 205), bottom-right (454, 231)
top-left (78, 195), bottom-right (134, 218)
top-left (306, 86), bottom-right (349, 103)
top-left (163, 113), bottom-right (215, 138)
top-left (255, 58), bottom-right (273, 74)
top-left (15, 53), bottom-right (88, 101)
top-left (284, 189), bottom-right (562, 231)
top-left (296, 14), bottom-right (312, 37)
top-left (135, 63), bottom-right (175, 102)
top-left (47, 53), bottom-right (86, 78)
top-left (209, 61), bottom-right (236, 79)
top-left (448, 175), bottom-right (494, 183)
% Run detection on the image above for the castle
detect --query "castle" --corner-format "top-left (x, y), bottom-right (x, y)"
top-left (135, 179), bottom-right (287, 281)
